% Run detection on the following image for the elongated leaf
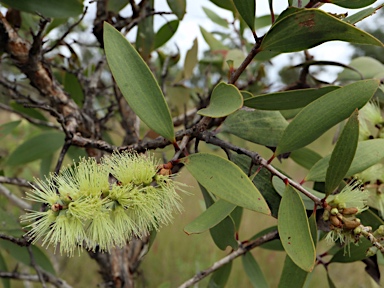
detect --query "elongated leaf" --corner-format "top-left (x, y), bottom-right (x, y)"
top-left (273, 177), bottom-right (324, 210)
top-left (107, 0), bottom-right (129, 12)
top-left (232, 153), bottom-right (281, 218)
top-left (11, 102), bottom-right (47, 121)
top-left (136, 0), bottom-right (154, 61)
top-left (278, 185), bottom-right (316, 271)
top-left (330, 237), bottom-right (372, 263)
top-left (0, 252), bottom-right (10, 288)
top-left (198, 82), bottom-right (243, 117)
top-left (0, 209), bottom-right (23, 237)
top-left (208, 261), bottom-right (232, 287)
top-left (278, 255), bottom-right (309, 288)
top-left (290, 148), bottom-right (322, 170)
top-left (325, 110), bottom-right (359, 195)
top-left (184, 199), bottom-right (236, 234)
top-left (154, 20), bottom-right (179, 50)
top-left (328, 0), bottom-right (376, 9)
top-left (344, 5), bottom-right (383, 25)
top-left (309, 213), bottom-right (318, 247)
top-left (0, 240), bottom-right (56, 275)
top-left (275, 80), bottom-right (379, 156)
top-left (233, 0), bottom-right (255, 30)
top-left (0, 0), bottom-right (83, 18)
top-left (0, 120), bottom-right (21, 139)
top-left (6, 131), bottom-right (64, 166)
top-left (200, 26), bottom-right (227, 51)
top-left (167, 0), bottom-right (186, 20)
top-left (183, 38), bottom-right (198, 79)
top-left (338, 56), bottom-right (384, 81)
top-left (260, 8), bottom-right (383, 53)
top-left (255, 14), bottom-right (275, 29)
top-left (64, 72), bottom-right (84, 106)
top-left (104, 23), bottom-right (175, 141)
top-left (244, 86), bottom-right (339, 110)
top-left (210, 216), bottom-right (238, 250)
top-left (199, 185), bottom-right (238, 250)
top-left (251, 226), bottom-right (284, 251)
top-left (203, 7), bottom-right (228, 28)
top-left (182, 153), bottom-right (271, 214)
top-left (306, 139), bottom-right (384, 181)
top-left (242, 252), bottom-right (269, 288)
top-left (222, 109), bottom-right (288, 147)
top-left (209, 0), bottom-right (236, 11)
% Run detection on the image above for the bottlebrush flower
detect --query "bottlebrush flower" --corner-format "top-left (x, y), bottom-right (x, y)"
top-left (21, 152), bottom-right (184, 256)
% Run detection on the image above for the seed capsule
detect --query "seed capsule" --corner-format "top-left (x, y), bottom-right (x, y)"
top-left (341, 207), bottom-right (358, 215)
top-left (330, 215), bottom-right (342, 227)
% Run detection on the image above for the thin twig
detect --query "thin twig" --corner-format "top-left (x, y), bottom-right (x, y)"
top-left (0, 184), bottom-right (31, 210)
top-left (0, 176), bottom-right (33, 188)
top-left (178, 230), bottom-right (279, 288)
top-left (0, 103), bottom-right (61, 130)
top-left (0, 271), bottom-right (72, 288)
top-left (54, 140), bottom-right (72, 174)
top-left (0, 234), bottom-right (30, 247)
top-left (27, 245), bottom-right (47, 288)
top-left (44, 7), bottom-right (89, 54)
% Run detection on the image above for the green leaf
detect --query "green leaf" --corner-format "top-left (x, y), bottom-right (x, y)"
top-left (208, 261), bottom-right (232, 287)
top-left (330, 237), bottom-right (372, 263)
top-left (64, 72), bottom-right (84, 106)
top-left (244, 86), bottom-right (340, 110)
top-left (273, 177), bottom-right (324, 210)
top-left (232, 153), bottom-right (281, 218)
top-left (278, 255), bottom-right (309, 288)
top-left (255, 14), bottom-right (275, 29)
top-left (327, 273), bottom-right (337, 288)
top-left (233, 0), bottom-right (255, 30)
top-left (0, 209), bottom-right (23, 237)
top-left (10, 102), bottom-right (47, 121)
top-left (337, 56), bottom-right (384, 81)
top-left (107, 0), bottom-right (129, 12)
top-left (184, 199), bottom-right (236, 234)
top-left (0, 240), bottom-right (56, 275)
top-left (344, 5), bottom-right (383, 25)
top-left (0, 0), bottom-right (83, 18)
top-left (0, 120), bottom-right (21, 139)
top-left (260, 8), bottom-right (383, 53)
top-left (183, 38), bottom-right (198, 79)
top-left (222, 109), bottom-right (288, 147)
top-left (136, 0), bottom-right (154, 61)
top-left (203, 6), bottom-right (228, 28)
top-left (328, 0), bottom-right (376, 9)
top-left (104, 22), bottom-right (175, 141)
top-left (209, 0), bottom-right (236, 11)
top-left (6, 131), bottom-right (64, 166)
top-left (183, 153), bottom-right (271, 214)
top-left (200, 26), bottom-right (227, 51)
top-left (306, 139), bottom-right (384, 182)
top-left (210, 216), bottom-right (238, 250)
top-left (223, 49), bottom-right (245, 70)
top-left (0, 252), bottom-right (10, 288)
top-left (278, 185), bottom-right (316, 271)
top-left (358, 209), bottom-right (384, 231)
top-left (198, 82), bottom-right (243, 117)
top-left (251, 226), bottom-right (284, 251)
top-left (167, 0), bottom-right (186, 20)
top-left (290, 148), bottom-right (322, 170)
top-left (154, 20), bottom-right (179, 50)
top-left (199, 185), bottom-right (238, 250)
top-left (275, 79), bottom-right (379, 156)
top-left (242, 252), bottom-right (269, 288)
top-left (325, 110), bottom-right (359, 195)
top-left (309, 213), bottom-right (318, 247)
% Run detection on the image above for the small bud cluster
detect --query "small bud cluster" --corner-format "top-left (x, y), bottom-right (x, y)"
top-left (366, 225), bottom-right (384, 256)
top-left (21, 152), bottom-right (184, 256)
top-left (323, 182), bottom-right (368, 252)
